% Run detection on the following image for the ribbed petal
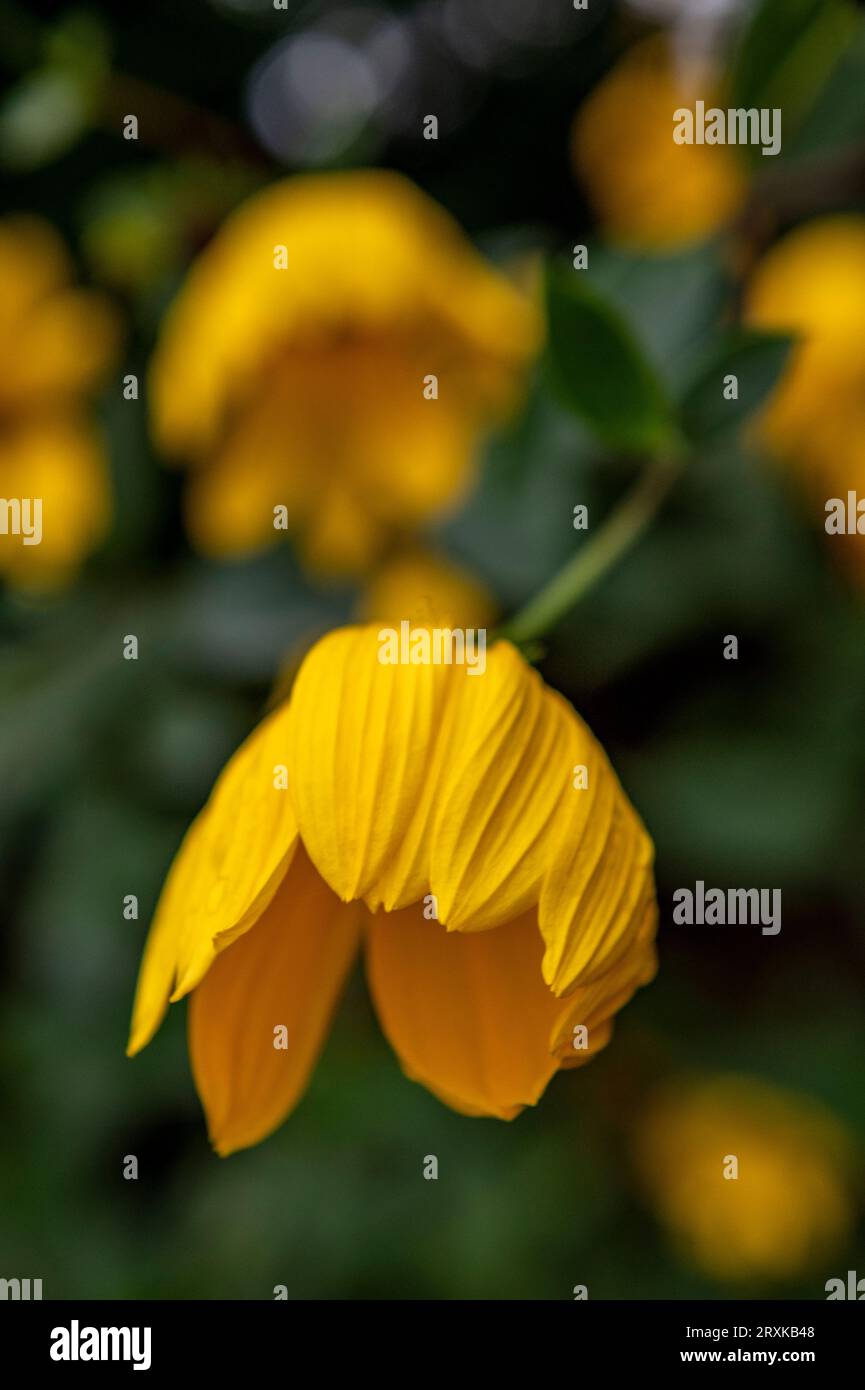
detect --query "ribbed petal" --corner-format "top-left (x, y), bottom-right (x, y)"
top-left (286, 626), bottom-right (451, 906)
top-left (539, 732), bottom-right (657, 995)
top-left (366, 901), bottom-right (654, 1119)
top-left (428, 644), bottom-right (576, 931)
top-left (549, 899), bottom-right (658, 1058)
top-left (189, 848), bottom-right (362, 1156)
top-left (127, 702), bottom-right (298, 1055)
top-left (286, 626), bottom-right (657, 1003)
top-left (423, 643), bottom-right (654, 990)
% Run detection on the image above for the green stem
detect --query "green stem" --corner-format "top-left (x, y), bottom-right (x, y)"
top-left (499, 450), bottom-right (685, 647)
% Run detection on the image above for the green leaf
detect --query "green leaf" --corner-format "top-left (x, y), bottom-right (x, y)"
top-left (791, 21), bottom-right (865, 158)
top-left (680, 330), bottom-right (794, 444)
top-left (728, 0), bottom-right (857, 159)
top-left (588, 244), bottom-right (726, 396)
top-left (544, 264), bottom-right (678, 454)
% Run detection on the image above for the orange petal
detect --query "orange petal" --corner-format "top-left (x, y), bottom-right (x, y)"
top-left (366, 901), bottom-right (655, 1119)
top-left (189, 848), bottom-right (362, 1155)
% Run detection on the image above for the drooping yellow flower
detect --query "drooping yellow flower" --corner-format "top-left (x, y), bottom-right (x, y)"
top-left (634, 1075), bottom-right (853, 1283)
top-left (149, 172), bottom-right (540, 576)
top-left (572, 37), bottom-right (746, 251)
top-left (128, 625), bottom-right (657, 1155)
top-left (0, 218), bottom-right (117, 590)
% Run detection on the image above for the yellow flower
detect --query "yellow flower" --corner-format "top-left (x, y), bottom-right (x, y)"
top-left (572, 37), bottom-right (746, 251)
top-left (745, 216), bottom-right (865, 482)
top-left (0, 218), bottom-right (117, 590)
top-left (149, 172), bottom-right (540, 576)
top-left (357, 545), bottom-right (497, 629)
top-left (128, 625), bottom-right (657, 1155)
top-left (634, 1075), bottom-right (853, 1283)
top-left (744, 216), bottom-right (865, 582)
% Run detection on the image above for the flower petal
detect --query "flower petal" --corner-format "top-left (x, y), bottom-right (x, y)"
top-left (127, 702), bottom-right (299, 1055)
top-left (189, 848), bottom-right (362, 1156)
top-left (425, 645), bottom-right (646, 956)
top-left (185, 432), bottom-right (300, 558)
top-left (428, 644), bottom-right (574, 931)
top-left (538, 751), bottom-right (657, 995)
top-left (126, 816), bottom-right (209, 1058)
top-left (286, 626), bottom-right (451, 906)
top-left (548, 898), bottom-right (658, 1058)
top-left (366, 901), bottom-right (654, 1119)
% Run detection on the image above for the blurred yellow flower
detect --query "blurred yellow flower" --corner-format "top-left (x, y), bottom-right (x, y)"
top-left (149, 171), bottom-right (540, 576)
top-left (744, 216), bottom-right (865, 583)
top-left (634, 1075), bottom-right (853, 1283)
top-left (745, 216), bottom-right (865, 483)
top-left (572, 37), bottom-right (746, 251)
top-left (266, 547), bottom-right (497, 716)
top-left (129, 624), bottom-right (657, 1155)
top-left (358, 545), bottom-right (497, 629)
top-left (0, 218), bottom-right (117, 591)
